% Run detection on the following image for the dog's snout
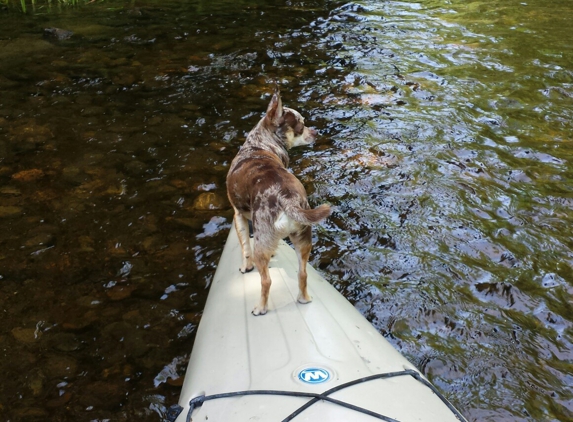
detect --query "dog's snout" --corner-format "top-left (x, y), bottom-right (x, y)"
top-left (302, 128), bottom-right (318, 145)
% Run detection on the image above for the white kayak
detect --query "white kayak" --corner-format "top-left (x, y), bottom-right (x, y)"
top-left (172, 228), bottom-right (467, 422)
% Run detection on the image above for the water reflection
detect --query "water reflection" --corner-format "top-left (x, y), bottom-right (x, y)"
top-left (1, 0), bottom-right (572, 421)
top-left (307, 1), bottom-right (573, 421)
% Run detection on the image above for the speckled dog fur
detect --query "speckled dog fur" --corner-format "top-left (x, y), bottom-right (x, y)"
top-left (227, 91), bottom-right (331, 316)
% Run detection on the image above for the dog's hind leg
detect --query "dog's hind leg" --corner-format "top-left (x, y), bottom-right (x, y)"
top-left (252, 251), bottom-right (272, 316)
top-left (233, 209), bottom-right (254, 273)
top-left (290, 226), bottom-right (313, 304)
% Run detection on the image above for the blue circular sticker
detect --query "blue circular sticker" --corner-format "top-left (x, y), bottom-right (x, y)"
top-left (297, 367), bottom-right (331, 384)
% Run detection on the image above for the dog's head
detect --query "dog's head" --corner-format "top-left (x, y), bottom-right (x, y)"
top-left (265, 91), bottom-right (317, 149)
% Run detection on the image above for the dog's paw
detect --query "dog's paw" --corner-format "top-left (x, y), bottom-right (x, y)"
top-left (251, 305), bottom-right (268, 316)
top-left (297, 293), bottom-right (313, 304)
top-left (239, 266), bottom-right (254, 274)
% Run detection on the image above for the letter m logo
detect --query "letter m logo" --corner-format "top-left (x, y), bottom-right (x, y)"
top-left (298, 368), bottom-right (330, 384)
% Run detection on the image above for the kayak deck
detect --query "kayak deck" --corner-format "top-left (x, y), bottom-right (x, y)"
top-left (174, 229), bottom-right (467, 421)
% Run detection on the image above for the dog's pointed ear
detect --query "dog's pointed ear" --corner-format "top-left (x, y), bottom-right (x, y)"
top-left (265, 91), bottom-right (283, 126)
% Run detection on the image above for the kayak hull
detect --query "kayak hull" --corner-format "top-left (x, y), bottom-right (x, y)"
top-left (175, 228), bottom-right (466, 421)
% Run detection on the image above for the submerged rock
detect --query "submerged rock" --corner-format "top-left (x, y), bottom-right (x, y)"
top-left (106, 284), bottom-right (137, 301)
top-left (11, 408), bottom-right (49, 419)
top-left (46, 391), bottom-right (73, 408)
top-left (44, 354), bottom-right (78, 378)
top-left (78, 381), bottom-right (124, 410)
top-left (8, 120), bottom-right (53, 143)
top-left (24, 233), bottom-right (54, 248)
top-left (0, 37), bottom-right (54, 59)
top-left (28, 371), bottom-right (46, 396)
top-left (12, 169), bottom-right (45, 182)
top-left (66, 24), bottom-right (113, 40)
top-left (124, 159), bottom-right (147, 176)
top-left (166, 217), bottom-right (203, 230)
top-left (0, 206), bottom-right (22, 218)
top-left (62, 310), bottom-right (99, 331)
top-left (44, 28), bottom-right (74, 41)
top-left (50, 332), bottom-right (81, 352)
top-left (78, 236), bottom-right (95, 253)
top-left (192, 192), bottom-right (227, 210)
top-left (0, 75), bottom-right (19, 89)
top-left (11, 327), bottom-right (40, 343)
top-left (0, 186), bottom-right (21, 196)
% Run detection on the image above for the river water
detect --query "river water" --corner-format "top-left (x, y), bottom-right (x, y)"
top-left (1, 0), bottom-right (572, 421)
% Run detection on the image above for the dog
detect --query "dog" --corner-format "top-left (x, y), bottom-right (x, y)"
top-left (226, 91), bottom-right (331, 316)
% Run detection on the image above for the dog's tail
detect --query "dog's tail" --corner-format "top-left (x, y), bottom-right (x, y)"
top-left (284, 203), bottom-right (331, 225)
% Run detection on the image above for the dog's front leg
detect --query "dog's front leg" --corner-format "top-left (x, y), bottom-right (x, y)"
top-left (233, 209), bottom-right (254, 273)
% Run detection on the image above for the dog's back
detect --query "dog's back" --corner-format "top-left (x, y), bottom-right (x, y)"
top-left (227, 148), bottom-right (330, 228)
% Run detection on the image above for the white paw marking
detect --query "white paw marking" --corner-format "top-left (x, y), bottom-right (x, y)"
top-left (297, 293), bottom-right (313, 304)
top-left (252, 305), bottom-right (268, 316)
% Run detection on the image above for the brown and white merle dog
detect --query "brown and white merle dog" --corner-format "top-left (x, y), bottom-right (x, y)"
top-left (226, 91), bottom-right (331, 316)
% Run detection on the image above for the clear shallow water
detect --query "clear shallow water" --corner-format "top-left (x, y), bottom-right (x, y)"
top-left (0, 0), bottom-right (572, 421)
